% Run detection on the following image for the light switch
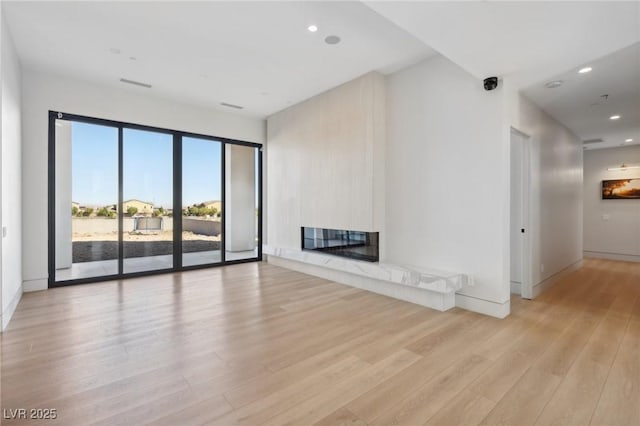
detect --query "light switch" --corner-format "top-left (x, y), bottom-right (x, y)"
top-left (602, 214), bottom-right (611, 221)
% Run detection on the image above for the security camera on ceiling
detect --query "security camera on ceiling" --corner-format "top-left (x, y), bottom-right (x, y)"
top-left (483, 77), bottom-right (498, 91)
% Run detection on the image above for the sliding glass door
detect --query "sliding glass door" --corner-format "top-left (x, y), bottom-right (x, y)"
top-left (54, 118), bottom-right (119, 281)
top-left (182, 136), bottom-right (222, 267)
top-left (50, 112), bottom-right (262, 287)
top-left (224, 144), bottom-right (259, 261)
top-left (123, 128), bottom-right (174, 273)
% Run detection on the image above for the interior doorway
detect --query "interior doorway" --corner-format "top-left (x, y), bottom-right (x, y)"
top-left (510, 128), bottom-right (532, 298)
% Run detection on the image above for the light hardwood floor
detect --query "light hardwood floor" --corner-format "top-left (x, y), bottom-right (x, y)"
top-left (1, 258), bottom-right (639, 425)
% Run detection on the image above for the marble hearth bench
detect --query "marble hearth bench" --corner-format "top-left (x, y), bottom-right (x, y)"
top-left (263, 245), bottom-right (470, 311)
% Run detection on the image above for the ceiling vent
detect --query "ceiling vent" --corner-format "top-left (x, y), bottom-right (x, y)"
top-left (120, 78), bottom-right (152, 88)
top-left (583, 138), bottom-right (604, 145)
top-left (220, 102), bottom-right (244, 110)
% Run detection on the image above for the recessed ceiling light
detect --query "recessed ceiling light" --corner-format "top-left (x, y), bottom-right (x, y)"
top-left (544, 80), bottom-right (563, 89)
top-left (324, 35), bottom-right (341, 45)
top-left (578, 67), bottom-right (592, 74)
top-left (307, 25), bottom-right (318, 33)
top-left (610, 115), bottom-right (621, 120)
top-left (625, 138), bottom-right (633, 143)
top-left (109, 48), bottom-right (121, 54)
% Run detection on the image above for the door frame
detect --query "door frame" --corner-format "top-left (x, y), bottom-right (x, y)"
top-left (48, 111), bottom-right (263, 288)
top-left (510, 127), bottom-right (533, 299)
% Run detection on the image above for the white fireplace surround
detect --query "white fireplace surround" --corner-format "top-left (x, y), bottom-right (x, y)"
top-left (264, 245), bottom-right (470, 312)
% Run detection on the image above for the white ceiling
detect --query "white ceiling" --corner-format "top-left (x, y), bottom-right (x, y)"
top-left (365, 1), bottom-right (640, 89)
top-left (366, 1), bottom-right (640, 150)
top-left (3, 0), bottom-right (639, 145)
top-left (2, 1), bottom-right (434, 117)
top-left (523, 42), bottom-right (640, 151)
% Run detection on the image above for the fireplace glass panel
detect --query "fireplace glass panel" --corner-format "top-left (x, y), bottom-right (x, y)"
top-left (301, 227), bottom-right (379, 262)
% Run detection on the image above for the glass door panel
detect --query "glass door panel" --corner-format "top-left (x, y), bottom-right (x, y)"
top-left (122, 128), bottom-right (173, 273)
top-left (182, 137), bottom-right (223, 267)
top-left (55, 120), bottom-right (119, 281)
top-left (225, 144), bottom-right (259, 261)
top-left (51, 112), bottom-right (262, 287)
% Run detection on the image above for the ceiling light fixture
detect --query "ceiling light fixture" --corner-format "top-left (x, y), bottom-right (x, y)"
top-left (544, 80), bottom-right (563, 89)
top-left (610, 115), bottom-right (621, 120)
top-left (307, 25), bottom-right (318, 32)
top-left (578, 67), bottom-right (592, 74)
top-left (607, 163), bottom-right (640, 171)
top-left (625, 139), bottom-right (634, 143)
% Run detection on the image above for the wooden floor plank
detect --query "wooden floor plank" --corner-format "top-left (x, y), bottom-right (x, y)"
top-left (589, 318), bottom-right (640, 426)
top-left (0, 259), bottom-right (638, 425)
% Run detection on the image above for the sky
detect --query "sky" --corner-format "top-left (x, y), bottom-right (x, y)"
top-left (71, 122), bottom-right (228, 208)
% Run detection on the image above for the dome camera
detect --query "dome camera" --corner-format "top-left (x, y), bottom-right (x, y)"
top-left (483, 77), bottom-right (498, 91)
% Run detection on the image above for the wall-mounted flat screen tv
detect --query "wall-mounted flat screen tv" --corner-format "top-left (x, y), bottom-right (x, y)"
top-left (602, 178), bottom-right (640, 199)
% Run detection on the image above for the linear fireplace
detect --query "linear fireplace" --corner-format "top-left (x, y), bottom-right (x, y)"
top-left (301, 227), bottom-right (379, 262)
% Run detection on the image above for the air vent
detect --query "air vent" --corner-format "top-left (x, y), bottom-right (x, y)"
top-left (120, 78), bottom-right (152, 89)
top-left (220, 102), bottom-right (244, 110)
top-left (583, 138), bottom-right (604, 145)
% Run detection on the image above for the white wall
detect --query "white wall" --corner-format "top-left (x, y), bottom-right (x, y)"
top-left (266, 72), bottom-right (386, 251)
top-left (386, 55), bottom-right (511, 317)
top-left (509, 91), bottom-right (583, 296)
top-left (1, 10), bottom-right (23, 329)
top-left (22, 69), bottom-right (265, 291)
top-left (584, 145), bottom-right (640, 261)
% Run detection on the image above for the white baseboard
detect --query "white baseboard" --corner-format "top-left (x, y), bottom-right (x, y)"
top-left (268, 255), bottom-right (455, 312)
top-left (583, 251), bottom-right (640, 263)
top-left (2, 284), bottom-right (23, 331)
top-left (510, 281), bottom-right (522, 295)
top-left (531, 259), bottom-right (583, 299)
top-left (454, 293), bottom-right (510, 319)
top-left (23, 278), bottom-right (48, 292)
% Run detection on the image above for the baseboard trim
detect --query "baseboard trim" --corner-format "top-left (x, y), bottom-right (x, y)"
top-left (2, 284), bottom-right (23, 331)
top-left (454, 293), bottom-right (510, 319)
top-left (23, 278), bottom-right (48, 292)
top-left (583, 251), bottom-right (640, 263)
top-left (531, 259), bottom-right (583, 299)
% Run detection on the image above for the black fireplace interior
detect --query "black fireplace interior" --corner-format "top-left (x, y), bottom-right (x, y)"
top-left (301, 227), bottom-right (379, 262)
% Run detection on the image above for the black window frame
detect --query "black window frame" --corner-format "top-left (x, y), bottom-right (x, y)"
top-left (48, 111), bottom-right (263, 288)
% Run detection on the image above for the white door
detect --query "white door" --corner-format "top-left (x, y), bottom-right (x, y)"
top-left (510, 129), bottom-right (530, 297)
